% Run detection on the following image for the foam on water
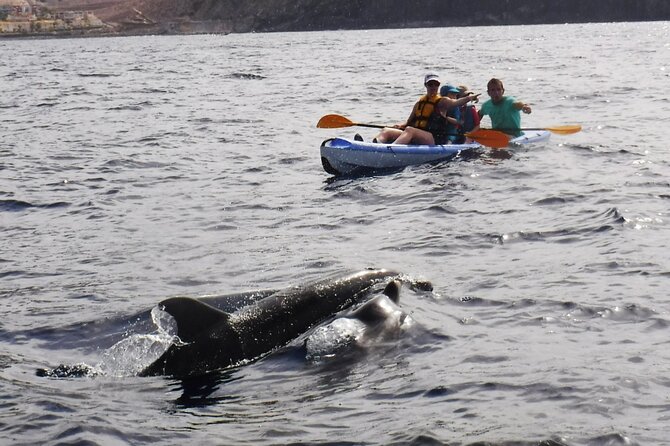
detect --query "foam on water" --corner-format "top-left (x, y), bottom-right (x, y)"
top-left (98, 306), bottom-right (178, 377)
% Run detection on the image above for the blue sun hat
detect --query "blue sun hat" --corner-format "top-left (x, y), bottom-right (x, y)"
top-left (440, 84), bottom-right (460, 96)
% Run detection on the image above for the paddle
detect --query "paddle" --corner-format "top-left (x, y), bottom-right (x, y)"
top-left (316, 114), bottom-right (511, 149)
top-left (317, 114), bottom-right (386, 130)
top-left (494, 125), bottom-right (582, 135)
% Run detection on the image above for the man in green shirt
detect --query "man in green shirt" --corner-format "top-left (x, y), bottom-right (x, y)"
top-left (479, 78), bottom-right (532, 137)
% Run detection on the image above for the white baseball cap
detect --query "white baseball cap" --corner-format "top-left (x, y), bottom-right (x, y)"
top-left (424, 74), bottom-right (441, 85)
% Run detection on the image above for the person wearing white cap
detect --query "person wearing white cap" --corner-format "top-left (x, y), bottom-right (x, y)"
top-left (374, 73), bottom-right (479, 145)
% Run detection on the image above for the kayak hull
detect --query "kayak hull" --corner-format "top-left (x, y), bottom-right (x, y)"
top-left (320, 130), bottom-right (550, 175)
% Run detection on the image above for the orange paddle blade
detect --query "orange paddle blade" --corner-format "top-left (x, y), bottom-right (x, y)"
top-left (317, 114), bottom-right (355, 128)
top-left (466, 129), bottom-right (511, 149)
top-left (545, 125), bottom-right (582, 135)
top-left (317, 114), bottom-right (386, 129)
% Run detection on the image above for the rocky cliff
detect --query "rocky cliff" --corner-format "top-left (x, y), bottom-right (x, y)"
top-left (129, 0), bottom-right (670, 33)
top-left (44, 0), bottom-right (670, 35)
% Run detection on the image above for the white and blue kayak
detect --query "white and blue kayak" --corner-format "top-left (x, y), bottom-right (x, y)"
top-left (320, 130), bottom-right (550, 175)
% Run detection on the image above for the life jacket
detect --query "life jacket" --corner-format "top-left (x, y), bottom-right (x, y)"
top-left (412, 94), bottom-right (443, 131)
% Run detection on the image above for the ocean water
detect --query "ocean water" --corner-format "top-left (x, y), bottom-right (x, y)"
top-left (1, 21), bottom-right (670, 445)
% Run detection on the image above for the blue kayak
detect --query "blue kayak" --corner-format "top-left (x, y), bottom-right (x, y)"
top-left (320, 130), bottom-right (551, 175)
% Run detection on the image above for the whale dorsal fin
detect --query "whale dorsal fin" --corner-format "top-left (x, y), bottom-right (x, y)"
top-left (158, 297), bottom-right (231, 343)
top-left (382, 280), bottom-right (401, 304)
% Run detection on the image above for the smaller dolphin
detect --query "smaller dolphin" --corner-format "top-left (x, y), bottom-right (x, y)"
top-left (305, 280), bottom-right (414, 359)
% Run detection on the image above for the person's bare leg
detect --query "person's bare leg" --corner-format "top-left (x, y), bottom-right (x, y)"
top-left (374, 127), bottom-right (403, 143)
top-left (394, 127), bottom-right (435, 145)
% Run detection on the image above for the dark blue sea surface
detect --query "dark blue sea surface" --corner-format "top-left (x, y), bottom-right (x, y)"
top-left (1, 22), bottom-right (669, 445)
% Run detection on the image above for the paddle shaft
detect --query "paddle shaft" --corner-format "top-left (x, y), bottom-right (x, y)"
top-left (336, 120), bottom-right (462, 137)
top-left (496, 128), bottom-right (551, 132)
top-left (348, 122), bottom-right (485, 140)
top-left (317, 114), bottom-right (510, 148)
top-left (492, 125), bottom-right (581, 134)
top-left (350, 123), bottom-right (385, 129)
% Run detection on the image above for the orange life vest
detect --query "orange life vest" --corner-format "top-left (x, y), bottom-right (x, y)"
top-left (412, 94), bottom-right (442, 130)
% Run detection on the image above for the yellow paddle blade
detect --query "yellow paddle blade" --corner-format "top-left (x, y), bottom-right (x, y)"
top-left (466, 129), bottom-right (511, 149)
top-left (316, 114), bottom-right (355, 128)
top-left (545, 125), bottom-right (582, 135)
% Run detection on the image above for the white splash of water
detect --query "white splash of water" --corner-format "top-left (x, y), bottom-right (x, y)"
top-left (97, 306), bottom-right (179, 377)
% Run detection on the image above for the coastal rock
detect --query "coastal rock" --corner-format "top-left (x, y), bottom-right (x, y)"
top-left (35, 0), bottom-right (670, 35)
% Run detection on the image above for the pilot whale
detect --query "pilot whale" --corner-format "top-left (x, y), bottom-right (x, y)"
top-left (140, 269), bottom-right (428, 377)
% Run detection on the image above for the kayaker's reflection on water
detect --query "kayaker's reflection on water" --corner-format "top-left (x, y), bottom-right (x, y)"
top-left (373, 73), bottom-right (479, 145)
top-left (485, 147), bottom-right (513, 162)
top-left (452, 145), bottom-right (513, 164)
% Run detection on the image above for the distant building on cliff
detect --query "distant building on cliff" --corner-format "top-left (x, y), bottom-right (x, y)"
top-left (0, 0), bottom-right (104, 34)
top-left (0, 0), bottom-right (31, 32)
top-left (0, 0), bottom-right (31, 17)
